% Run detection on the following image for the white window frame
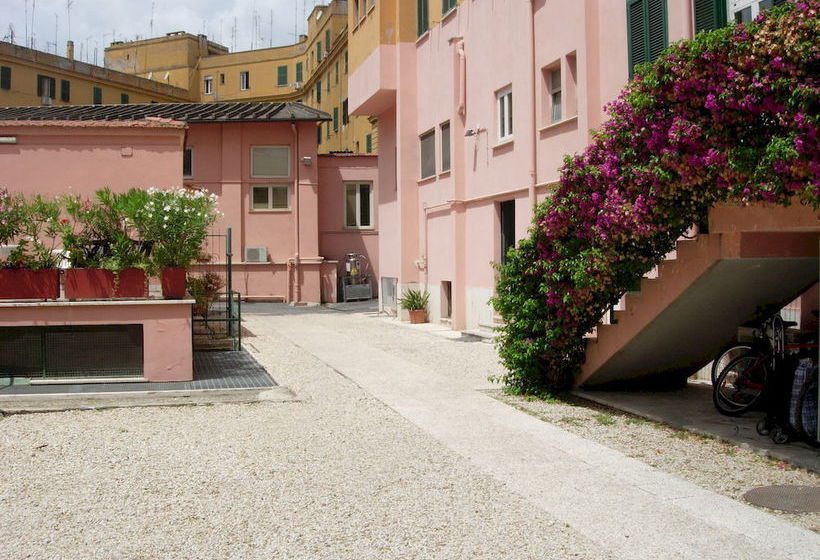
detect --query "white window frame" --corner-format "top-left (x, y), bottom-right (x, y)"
top-left (204, 75), bottom-right (213, 95)
top-left (239, 70), bottom-right (250, 91)
top-left (729, 0), bottom-right (775, 23)
top-left (251, 146), bottom-right (290, 178)
top-left (183, 147), bottom-right (194, 179)
top-left (251, 185), bottom-right (291, 211)
top-left (344, 182), bottom-right (374, 229)
top-left (496, 86), bottom-right (513, 142)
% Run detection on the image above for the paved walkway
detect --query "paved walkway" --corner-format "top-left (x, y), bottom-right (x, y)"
top-left (249, 304), bottom-right (820, 560)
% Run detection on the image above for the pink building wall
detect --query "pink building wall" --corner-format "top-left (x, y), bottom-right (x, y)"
top-left (350, 0), bottom-right (704, 329)
top-left (317, 154), bottom-right (380, 299)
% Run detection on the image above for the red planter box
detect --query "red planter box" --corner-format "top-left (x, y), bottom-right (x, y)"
top-left (114, 268), bottom-right (147, 298)
top-left (65, 268), bottom-right (115, 299)
top-left (0, 269), bottom-right (60, 300)
top-left (64, 268), bottom-right (147, 299)
top-left (161, 267), bottom-right (187, 299)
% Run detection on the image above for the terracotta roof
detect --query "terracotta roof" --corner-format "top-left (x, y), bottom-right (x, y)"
top-left (0, 101), bottom-right (331, 123)
top-left (0, 119), bottom-right (187, 129)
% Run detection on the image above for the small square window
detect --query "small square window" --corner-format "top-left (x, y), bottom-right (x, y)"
top-left (251, 185), bottom-right (290, 210)
top-left (251, 146), bottom-right (290, 178)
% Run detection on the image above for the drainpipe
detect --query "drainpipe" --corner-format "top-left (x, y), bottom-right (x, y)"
top-left (525, 0), bottom-right (537, 215)
top-left (291, 122), bottom-right (301, 303)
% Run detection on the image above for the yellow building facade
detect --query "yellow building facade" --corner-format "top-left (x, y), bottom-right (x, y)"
top-left (104, 1), bottom-right (376, 155)
top-left (0, 41), bottom-right (189, 107)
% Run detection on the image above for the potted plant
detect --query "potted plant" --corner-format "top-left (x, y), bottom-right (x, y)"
top-left (62, 189), bottom-right (148, 299)
top-left (133, 187), bottom-right (219, 299)
top-left (399, 288), bottom-right (430, 324)
top-left (187, 272), bottom-right (224, 317)
top-left (0, 193), bottom-right (66, 300)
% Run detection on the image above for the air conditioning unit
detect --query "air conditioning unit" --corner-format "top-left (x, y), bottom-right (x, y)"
top-left (291, 82), bottom-right (303, 89)
top-left (245, 246), bottom-right (268, 263)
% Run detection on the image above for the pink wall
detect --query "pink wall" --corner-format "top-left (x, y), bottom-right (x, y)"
top-left (317, 154), bottom-right (380, 298)
top-left (0, 122), bottom-right (184, 196)
top-left (0, 300), bottom-right (193, 382)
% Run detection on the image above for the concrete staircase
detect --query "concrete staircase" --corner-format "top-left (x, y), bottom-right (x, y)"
top-left (578, 204), bottom-right (819, 388)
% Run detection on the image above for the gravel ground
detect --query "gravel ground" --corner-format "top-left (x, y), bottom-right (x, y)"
top-left (0, 309), bottom-right (611, 560)
top-left (492, 390), bottom-right (820, 533)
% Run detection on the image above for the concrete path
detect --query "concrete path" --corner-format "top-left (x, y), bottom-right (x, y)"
top-left (256, 305), bottom-right (820, 560)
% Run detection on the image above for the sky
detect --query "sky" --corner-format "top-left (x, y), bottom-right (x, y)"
top-left (2, 1), bottom-right (323, 65)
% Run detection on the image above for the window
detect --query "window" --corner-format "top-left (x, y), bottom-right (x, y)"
top-left (183, 147), bottom-right (193, 178)
top-left (420, 129), bottom-right (435, 179)
top-left (60, 79), bottom-right (70, 102)
top-left (295, 62), bottom-right (303, 83)
top-left (549, 68), bottom-right (562, 123)
top-left (240, 71), bottom-right (250, 90)
top-left (251, 185), bottom-right (290, 210)
top-left (342, 99), bottom-right (349, 125)
top-left (694, 0), bottom-right (727, 32)
top-left (316, 80), bottom-right (322, 103)
top-left (335, 61), bottom-right (339, 84)
top-left (500, 200), bottom-right (515, 265)
top-left (729, 0), bottom-right (785, 23)
top-left (251, 146), bottom-right (290, 178)
top-left (345, 183), bottom-right (373, 228)
top-left (344, 51), bottom-right (348, 74)
top-left (627, 0), bottom-right (668, 78)
top-left (333, 107), bottom-right (339, 132)
top-left (120, 93), bottom-right (129, 104)
top-left (366, 133), bottom-right (373, 153)
top-left (0, 66), bottom-right (11, 90)
top-left (204, 75), bottom-right (213, 94)
top-left (220, 73), bottom-right (225, 84)
top-left (93, 86), bottom-right (102, 105)
top-left (417, 0), bottom-right (429, 37)
top-left (327, 76), bottom-right (331, 93)
top-left (443, 0), bottom-right (457, 14)
top-left (440, 121), bottom-right (451, 172)
top-left (277, 66), bottom-right (288, 87)
top-left (325, 30), bottom-right (331, 52)
top-left (317, 41), bottom-right (322, 62)
top-left (496, 87), bottom-right (513, 142)
top-left (317, 124), bottom-right (323, 145)
top-left (36, 74), bottom-right (56, 99)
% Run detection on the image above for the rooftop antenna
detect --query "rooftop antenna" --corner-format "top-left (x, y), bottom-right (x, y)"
top-left (3, 24), bottom-right (15, 45)
top-left (150, 2), bottom-right (155, 38)
top-left (269, 9), bottom-right (273, 47)
top-left (231, 17), bottom-right (237, 52)
top-left (24, 0), bottom-right (28, 49)
top-left (54, 13), bottom-right (59, 54)
top-left (66, 0), bottom-right (73, 41)
top-left (31, 0), bottom-right (37, 50)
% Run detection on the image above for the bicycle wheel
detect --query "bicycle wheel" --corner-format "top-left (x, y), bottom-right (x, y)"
top-left (710, 344), bottom-right (754, 384)
top-left (713, 353), bottom-right (769, 416)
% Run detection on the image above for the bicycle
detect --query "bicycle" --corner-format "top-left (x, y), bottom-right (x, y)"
top-left (711, 313), bottom-right (814, 417)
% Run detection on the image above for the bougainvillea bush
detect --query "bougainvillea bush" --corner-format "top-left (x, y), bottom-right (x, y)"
top-left (492, 1), bottom-right (819, 394)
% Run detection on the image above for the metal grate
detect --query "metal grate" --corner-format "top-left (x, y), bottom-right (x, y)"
top-left (743, 485), bottom-right (820, 513)
top-left (0, 325), bottom-right (143, 379)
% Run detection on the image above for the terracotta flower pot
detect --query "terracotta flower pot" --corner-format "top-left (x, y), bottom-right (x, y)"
top-left (0, 269), bottom-right (60, 300)
top-left (408, 309), bottom-right (427, 324)
top-left (64, 268), bottom-right (115, 299)
top-left (114, 268), bottom-right (147, 298)
top-left (161, 267), bottom-right (187, 299)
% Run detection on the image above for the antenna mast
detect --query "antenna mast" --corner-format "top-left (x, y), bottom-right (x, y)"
top-left (150, 2), bottom-right (155, 37)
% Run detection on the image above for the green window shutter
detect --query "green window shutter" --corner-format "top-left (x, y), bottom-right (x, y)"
top-left (342, 99), bottom-right (349, 125)
top-left (694, 0), bottom-right (727, 33)
top-left (317, 41), bottom-right (322, 62)
top-left (325, 30), bottom-right (331, 51)
top-left (295, 62), bottom-right (303, 83)
top-left (0, 66), bottom-right (10, 90)
top-left (316, 81), bottom-right (322, 103)
top-left (627, 0), bottom-right (667, 78)
top-left (120, 93), bottom-right (129, 104)
top-left (417, 0), bottom-right (429, 36)
top-left (60, 80), bottom-right (70, 102)
top-left (93, 87), bottom-right (102, 104)
top-left (333, 107), bottom-right (339, 131)
top-left (317, 124), bottom-right (322, 145)
top-left (366, 133), bottom-right (372, 153)
top-left (36, 74), bottom-right (44, 97)
top-left (277, 65), bottom-right (288, 86)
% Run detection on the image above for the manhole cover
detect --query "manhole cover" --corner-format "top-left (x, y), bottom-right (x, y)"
top-left (743, 485), bottom-right (820, 513)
